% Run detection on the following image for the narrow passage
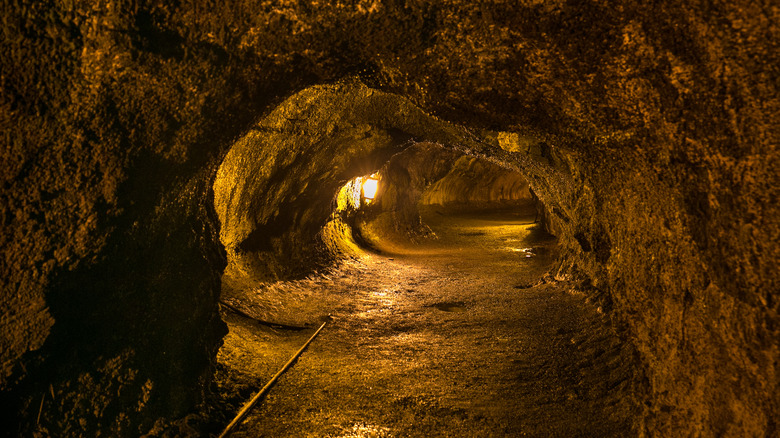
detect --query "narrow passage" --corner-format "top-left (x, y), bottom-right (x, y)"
top-left (213, 206), bottom-right (639, 437)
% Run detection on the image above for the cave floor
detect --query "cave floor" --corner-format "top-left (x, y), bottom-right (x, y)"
top-left (208, 207), bottom-right (640, 437)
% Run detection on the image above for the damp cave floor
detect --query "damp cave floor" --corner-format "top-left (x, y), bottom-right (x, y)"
top-left (208, 208), bottom-right (640, 437)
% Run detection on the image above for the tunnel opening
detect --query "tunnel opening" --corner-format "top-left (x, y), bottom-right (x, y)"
top-left (209, 82), bottom-right (552, 296)
top-left (210, 83), bottom-right (560, 313)
top-left (205, 83), bottom-right (640, 436)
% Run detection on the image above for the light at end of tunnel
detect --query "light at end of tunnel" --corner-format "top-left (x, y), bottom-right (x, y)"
top-left (362, 174), bottom-right (380, 201)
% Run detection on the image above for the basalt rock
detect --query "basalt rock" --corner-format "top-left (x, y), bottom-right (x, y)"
top-left (2, 1), bottom-right (777, 436)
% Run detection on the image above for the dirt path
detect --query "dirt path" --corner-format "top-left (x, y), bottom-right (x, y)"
top-left (212, 208), bottom-right (640, 437)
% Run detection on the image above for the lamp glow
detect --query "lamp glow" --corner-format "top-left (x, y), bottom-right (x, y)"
top-left (362, 177), bottom-right (379, 200)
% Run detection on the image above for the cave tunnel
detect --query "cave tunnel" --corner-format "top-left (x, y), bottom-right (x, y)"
top-left (1, 2), bottom-right (778, 437)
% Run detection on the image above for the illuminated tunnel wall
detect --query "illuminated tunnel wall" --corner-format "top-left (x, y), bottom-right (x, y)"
top-left (2, 2), bottom-right (777, 436)
top-left (420, 155), bottom-right (532, 208)
top-left (214, 86), bottom-right (537, 287)
top-left (212, 83), bottom-right (512, 283)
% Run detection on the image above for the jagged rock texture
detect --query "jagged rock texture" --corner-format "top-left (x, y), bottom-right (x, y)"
top-left (2, 1), bottom-right (777, 436)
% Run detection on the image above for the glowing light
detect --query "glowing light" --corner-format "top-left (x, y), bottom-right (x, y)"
top-left (362, 175), bottom-right (379, 200)
top-left (508, 247), bottom-right (535, 257)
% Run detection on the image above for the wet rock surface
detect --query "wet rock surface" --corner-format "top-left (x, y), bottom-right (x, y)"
top-left (211, 207), bottom-right (640, 437)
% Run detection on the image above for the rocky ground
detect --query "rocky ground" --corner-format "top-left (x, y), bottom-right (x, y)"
top-left (202, 205), bottom-right (641, 437)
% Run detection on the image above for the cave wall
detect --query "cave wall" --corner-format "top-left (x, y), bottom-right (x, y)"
top-left (490, 130), bottom-right (778, 436)
top-left (2, 1), bottom-right (777, 436)
top-left (1, 1), bottom-right (311, 434)
top-left (420, 155), bottom-right (531, 207)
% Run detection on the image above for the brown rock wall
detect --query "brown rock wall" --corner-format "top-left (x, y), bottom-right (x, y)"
top-left (2, 1), bottom-right (777, 435)
top-left (421, 155), bottom-right (531, 207)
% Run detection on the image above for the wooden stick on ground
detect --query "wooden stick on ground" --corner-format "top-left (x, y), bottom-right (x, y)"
top-left (217, 319), bottom-right (329, 438)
